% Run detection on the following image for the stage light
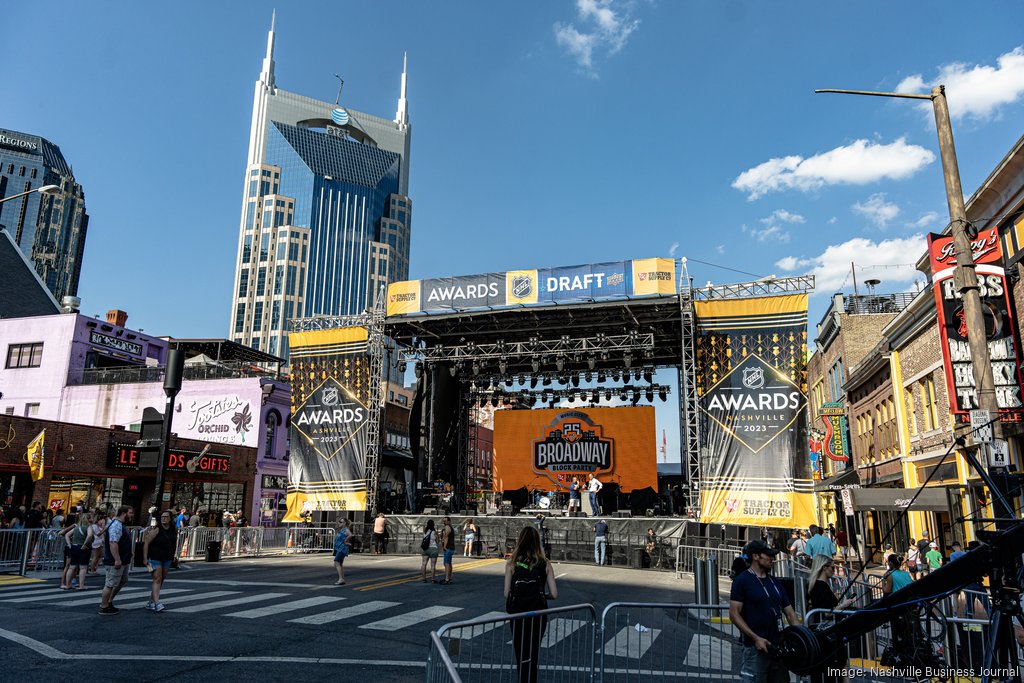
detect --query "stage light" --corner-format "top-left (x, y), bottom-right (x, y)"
top-left (480, 396), bottom-right (489, 408)
top-left (498, 359), bottom-right (508, 375)
top-left (643, 369), bottom-right (653, 383)
top-left (619, 390), bottom-right (628, 401)
top-left (587, 356), bottom-right (596, 370)
top-left (529, 376), bottom-right (538, 389)
top-left (567, 393), bottom-right (575, 404)
top-left (414, 364), bottom-right (423, 379)
top-left (604, 388), bottom-right (612, 401)
top-left (634, 370), bottom-right (642, 382)
top-left (612, 370), bottom-right (621, 382)
top-left (631, 392), bottom-right (641, 406)
top-left (491, 396), bottom-right (499, 408)
top-left (645, 389), bottom-right (654, 403)
top-left (504, 377), bottom-right (514, 388)
top-left (658, 387), bottom-right (668, 401)
top-left (570, 374), bottom-right (580, 387)
top-left (449, 364), bottom-right (459, 378)
top-left (398, 361), bottom-right (407, 373)
top-left (531, 357), bottom-right (540, 373)
top-left (542, 374), bottom-right (552, 387)
top-left (584, 372), bottom-right (592, 383)
top-left (623, 354), bottom-right (632, 369)
top-left (556, 357), bottom-right (565, 372)
top-left (472, 362), bottom-right (480, 376)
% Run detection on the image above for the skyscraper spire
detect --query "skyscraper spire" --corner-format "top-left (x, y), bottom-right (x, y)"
top-left (261, 10), bottom-right (277, 91)
top-left (395, 52), bottom-right (409, 129)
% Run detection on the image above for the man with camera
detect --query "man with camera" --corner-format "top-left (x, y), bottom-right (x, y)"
top-left (729, 540), bottom-right (800, 683)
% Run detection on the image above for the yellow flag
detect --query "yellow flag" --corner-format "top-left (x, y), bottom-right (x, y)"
top-left (26, 430), bottom-right (44, 482)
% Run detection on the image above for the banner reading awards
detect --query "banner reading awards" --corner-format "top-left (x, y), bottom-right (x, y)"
top-left (927, 227), bottom-right (1024, 416)
top-left (285, 328), bottom-right (371, 521)
top-left (695, 294), bottom-right (816, 528)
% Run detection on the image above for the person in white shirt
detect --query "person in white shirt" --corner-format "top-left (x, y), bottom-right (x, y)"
top-left (587, 474), bottom-right (603, 517)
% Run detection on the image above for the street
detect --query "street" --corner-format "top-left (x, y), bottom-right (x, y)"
top-left (0, 553), bottom-right (694, 682)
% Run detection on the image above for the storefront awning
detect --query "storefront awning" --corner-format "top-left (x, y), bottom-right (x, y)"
top-left (814, 466), bottom-right (860, 492)
top-left (850, 487), bottom-right (949, 512)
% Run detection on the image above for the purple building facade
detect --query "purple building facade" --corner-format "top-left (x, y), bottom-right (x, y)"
top-left (0, 312), bottom-right (290, 525)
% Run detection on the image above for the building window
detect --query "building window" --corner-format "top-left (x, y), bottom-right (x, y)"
top-left (238, 270), bottom-right (249, 298)
top-left (265, 411), bottom-right (279, 458)
top-left (271, 301), bottom-right (281, 330)
top-left (25, 403), bottom-right (40, 417)
top-left (256, 267), bottom-right (266, 296)
top-left (242, 235), bottom-right (252, 262)
top-left (234, 304), bottom-right (246, 333)
top-left (253, 302), bottom-right (264, 332)
top-left (30, 168), bottom-right (37, 179)
top-left (922, 377), bottom-right (939, 431)
top-left (4, 407), bottom-right (14, 416)
top-left (274, 266), bottom-right (283, 295)
top-left (905, 388), bottom-right (918, 436)
top-left (6, 342), bottom-right (43, 368)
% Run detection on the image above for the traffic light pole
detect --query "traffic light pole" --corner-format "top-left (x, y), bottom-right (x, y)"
top-left (154, 349), bottom-right (185, 512)
top-left (816, 85), bottom-right (1012, 519)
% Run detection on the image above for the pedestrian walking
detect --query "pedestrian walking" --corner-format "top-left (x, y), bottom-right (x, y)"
top-left (372, 512), bottom-right (388, 554)
top-left (504, 525), bottom-right (558, 683)
top-left (925, 542), bottom-right (943, 571)
top-left (568, 477), bottom-right (581, 513)
top-left (420, 519), bottom-right (439, 583)
top-left (87, 512), bottom-right (107, 574)
top-left (804, 524), bottom-right (836, 559)
top-left (916, 532), bottom-right (932, 575)
top-left (906, 540), bottom-right (921, 579)
top-left (835, 527), bottom-right (849, 560)
top-left (593, 519), bottom-right (608, 565)
top-left (729, 540), bottom-right (800, 683)
top-left (440, 516), bottom-right (455, 585)
top-left (61, 513), bottom-right (91, 590)
top-left (332, 519), bottom-right (351, 585)
top-left (52, 508), bottom-right (66, 529)
top-left (586, 474), bottom-right (603, 516)
top-left (143, 509), bottom-right (177, 610)
top-left (175, 507), bottom-right (188, 528)
top-left (98, 505), bottom-right (134, 615)
top-left (462, 518), bottom-right (478, 557)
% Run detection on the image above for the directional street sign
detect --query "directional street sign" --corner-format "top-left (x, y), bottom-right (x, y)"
top-left (970, 409), bottom-right (993, 444)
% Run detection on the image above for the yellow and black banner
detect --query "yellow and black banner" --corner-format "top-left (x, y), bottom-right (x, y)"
top-left (285, 327), bottom-right (371, 520)
top-left (695, 294), bottom-right (816, 528)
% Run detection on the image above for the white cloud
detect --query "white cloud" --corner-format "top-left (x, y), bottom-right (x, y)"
top-left (732, 138), bottom-right (935, 200)
top-left (762, 209), bottom-right (805, 225)
top-left (827, 216), bottom-right (838, 225)
top-left (554, 0), bottom-right (640, 75)
top-left (896, 47), bottom-right (1024, 121)
top-left (669, 241), bottom-right (679, 257)
top-left (852, 193), bottom-right (900, 228)
top-left (909, 211), bottom-right (940, 229)
top-left (775, 234), bottom-right (926, 292)
top-left (743, 223), bottom-right (791, 243)
top-left (715, 244), bottom-right (726, 254)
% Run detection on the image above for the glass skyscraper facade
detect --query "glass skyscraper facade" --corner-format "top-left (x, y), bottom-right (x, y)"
top-left (0, 128), bottom-right (88, 303)
top-left (230, 16), bottom-right (412, 359)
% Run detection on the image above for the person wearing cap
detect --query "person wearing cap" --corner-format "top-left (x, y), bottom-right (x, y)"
top-left (729, 540), bottom-right (800, 683)
top-left (925, 542), bottom-right (943, 572)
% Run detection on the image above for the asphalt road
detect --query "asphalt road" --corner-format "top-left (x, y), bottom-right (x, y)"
top-left (0, 552), bottom-right (696, 683)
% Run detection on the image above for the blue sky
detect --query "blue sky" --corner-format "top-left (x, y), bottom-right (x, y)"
top-left (4, 1), bottom-right (1024, 461)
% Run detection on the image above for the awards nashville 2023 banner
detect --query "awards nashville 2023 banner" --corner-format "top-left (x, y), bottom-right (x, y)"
top-left (285, 327), bottom-right (371, 521)
top-left (695, 294), bottom-right (816, 528)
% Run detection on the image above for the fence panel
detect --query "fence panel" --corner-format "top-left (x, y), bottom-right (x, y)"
top-left (600, 602), bottom-right (736, 682)
top-left (428, 603), bottom-right (597, 683)
top-left (0, 529), bottom-right (36, 574)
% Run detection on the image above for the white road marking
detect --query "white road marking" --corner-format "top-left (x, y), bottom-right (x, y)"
top-left (445, 611), bottom-right (507, 639)
top-left (603, 624), bottom-right (662, 659)
top-left (172, 592), bottom-right (289, 613)
top-left (226, 595), bottom-right (347, 619)
top-left (359, 605), bottom-right (463, 631)
top-left (541, 618), bottom-right (589, 648)
top-left (54, 588), bottom-right (191, 607)
top-left (5, 588), bottom-right (142, 604)
top-left (120, 591), bottom-right (241, 610)
top-left (0, 584), bottom-right (55, 595)
top-left (289, 600), bottom-right (399, 625)
top-left (163, 579), bottom-right (325, 589)
top-left (686, 633), bottom-right (732, 670)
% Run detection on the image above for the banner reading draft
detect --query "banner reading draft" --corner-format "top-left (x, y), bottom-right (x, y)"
top-left (386, 258), bottom-right (676, 316)
top-left (285, 327), bottom-right (371, 521)
top-left (492, 407), bottom-right (656, 492)
top-left (927, 228), bottom-right (1024, 416)
top-left (695, 294), bottom-right (816, 528)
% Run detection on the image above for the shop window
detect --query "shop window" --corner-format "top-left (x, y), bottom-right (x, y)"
top-left (6, 342), bottom-right (43, 368)
top-left (24, 403), bottom-right (40, 417)
top-left (265, 411), bottom-right (279, 458)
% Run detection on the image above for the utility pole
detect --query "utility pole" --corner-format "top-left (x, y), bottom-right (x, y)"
top-left (154, 349), bottom-right (185, 512)
top-left (816, 86), bottom-right (1012, 519)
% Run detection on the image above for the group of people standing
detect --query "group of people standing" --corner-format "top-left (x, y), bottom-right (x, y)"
top-left (567, 474), bottom-right (603, 515)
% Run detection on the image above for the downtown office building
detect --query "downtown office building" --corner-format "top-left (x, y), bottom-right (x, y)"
top-left (230, 16), bottom-right (412, 358)
top-left (0, 128), bottom-right (88, 304)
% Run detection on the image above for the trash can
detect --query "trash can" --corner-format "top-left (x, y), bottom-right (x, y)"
top-left (205, 540), bottom-right (222, 562)
top-left (630, 547), bottom-right (645, 570)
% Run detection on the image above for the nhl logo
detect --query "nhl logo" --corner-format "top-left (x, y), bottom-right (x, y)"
top-left (322, 387), bottom-right (340, 406)
top-left (724, 499), bottom-right (739, 513)
top-left (511, 275), bottom-right (532, 299)
top-left (742, 367), bottom-right (765, 390)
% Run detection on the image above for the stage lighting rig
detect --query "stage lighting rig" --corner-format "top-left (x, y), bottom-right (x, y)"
top-left (531, 357), bottom-right (540, 373)
top-left (556, 357), bottom-right (565, 372)
top-left (643, 369), bottom-right (654, 383)
top-left (623, 353), bottom-right (633, 369)
top-left (588, 356), bottom-right (597, 370)
top-left (498, 359), bottom-right (508, 375)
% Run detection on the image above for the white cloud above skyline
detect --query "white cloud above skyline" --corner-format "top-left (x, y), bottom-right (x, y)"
top-left (776, 234), bottom-right (926, 292)
top-left (554, 0), bottom-right (640, 75)
top-left (852, 193), bottom-right (900, 228)
top-left (896, 46), bottom-right (1024, 121)
top-left (732, 138), bottom-right (935, 200)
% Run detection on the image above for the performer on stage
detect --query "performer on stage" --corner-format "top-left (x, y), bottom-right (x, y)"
top-left (568, 477), bottom-right (581, 513)
top-left (587, 474), bottom-right (603, 517)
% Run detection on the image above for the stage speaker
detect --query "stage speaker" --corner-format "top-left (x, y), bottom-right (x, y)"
top-left (613, 511), bottom-right (632, 518)
top-left (630, 487), bottom-right (656, 516)
top-left (646, 509), bottom-right (655, 517)
top-left (567, 511), bottom-right (584, 518)
top-left (603, 482), bottom-right (620, 513)
top-left (499, 504), bottom-right (514, 516)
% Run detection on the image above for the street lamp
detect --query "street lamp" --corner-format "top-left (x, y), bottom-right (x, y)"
top-left (816, 85), bottom-right (1013, 520)
top-left (0, 184), bottom-right (60, 206)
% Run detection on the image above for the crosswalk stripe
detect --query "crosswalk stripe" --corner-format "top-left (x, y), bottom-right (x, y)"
top-left (120, 591), bottom-right (241, 610)
top-left (359, 605), bottom-right (462, 631)
top-left (541, 618), bottom-right (589, 648)
top-left (603, 625), bottom-right (662, 659)
top-left (53, 588), bottom-right (192, 608)
top-left (0, 585), bottom-right (60, 597)
top-left (226, 595), bottom-right (347, 619)
top-left (447, 611), bottom-right (508, 640)
top-left (3, 588), bottom-right (126, 603)
top-left (171, 592), bottom-right (290, 613)
top-left (686, 633), bottom-right (732, 669)
top-left (289, 600), bottom-right (399, 625)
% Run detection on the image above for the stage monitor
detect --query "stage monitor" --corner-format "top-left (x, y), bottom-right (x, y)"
top-left (493, 406), bottom-right (657, 493)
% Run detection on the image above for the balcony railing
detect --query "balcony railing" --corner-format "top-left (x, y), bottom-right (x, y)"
top-left (69, 361), bottom-right (283, 386)
top-left (844, 291), bottom-right (918, 315)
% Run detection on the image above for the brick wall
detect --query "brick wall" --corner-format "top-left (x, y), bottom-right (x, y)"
top-left (896, 322), bottom-right (953, 457)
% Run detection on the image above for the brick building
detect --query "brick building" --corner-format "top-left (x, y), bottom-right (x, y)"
top-left (0, 414), bottom-right (255, 522)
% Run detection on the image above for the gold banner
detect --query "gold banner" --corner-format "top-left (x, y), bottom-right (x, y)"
top-left (283, 490), bottom-right (367, 523)
top-left (700, 488), bottom-right (818, 528)
top-left (26, 430), bottom-right (44, 482)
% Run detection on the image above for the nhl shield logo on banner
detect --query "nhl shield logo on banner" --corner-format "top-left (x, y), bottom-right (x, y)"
top-left (512, 275), bottom-right (533, 299)
top-left (322, 387), bottom-right (340, 406)
top-left (742, 366), bottom-right (765, 390)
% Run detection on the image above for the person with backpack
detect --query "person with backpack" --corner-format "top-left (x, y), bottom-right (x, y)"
top-left (332, 519), bottom-right (351, 586)
top-left (420, 519), bottom-right (439, 583)
top-left (504, 525), bottom-right (558, 683)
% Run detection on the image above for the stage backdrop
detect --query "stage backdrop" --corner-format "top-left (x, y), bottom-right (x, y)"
top-left (285, 327), bottom-right (371, 521)
top-left (695, 294), bottom-right (816, 528)
top-left (493, 407), bottom-right (657, 493)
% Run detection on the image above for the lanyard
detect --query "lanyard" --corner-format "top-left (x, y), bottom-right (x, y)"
top-left (749, 568), bottom-right (784, 619)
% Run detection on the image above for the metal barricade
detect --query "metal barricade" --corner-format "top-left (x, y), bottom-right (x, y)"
top-left (288, 527), bottom-right (336, 554)
top-left (600, 602), bottom-right (736, 682)
top-left (675, 544), bottom-right (742, 579)
top-left (427, 603), bottom-right (598, 683)
top-left (0, 529), bottom-right (38, 574)
top-left (30, 528), bottom-right (67, 572)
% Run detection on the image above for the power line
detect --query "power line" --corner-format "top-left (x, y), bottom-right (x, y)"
top-left (684, 257), bottom-right (765, 280)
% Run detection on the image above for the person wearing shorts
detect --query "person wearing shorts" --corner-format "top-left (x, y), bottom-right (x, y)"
top-left (332, 519), bottom-right (351, 585)
top-left (420, 519), bottom-right (439, 583)
top-left (440, 517), bottom-right (456, 585)
top-left (462, 518), bottom-right (477, 557)
top-left (99, 505), bottom-right (134, 615)
top-left (568, 478), bottom-right (581, 513)
top-left (143, 509), bottom-right (177, 611)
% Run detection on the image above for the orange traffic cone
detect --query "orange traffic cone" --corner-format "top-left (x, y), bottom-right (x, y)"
top-left (287, 531), bottom-right (294, 548)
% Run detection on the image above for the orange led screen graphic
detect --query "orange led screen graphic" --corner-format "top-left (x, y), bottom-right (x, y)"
top-left (493, 407), bottom-right (657, 493)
